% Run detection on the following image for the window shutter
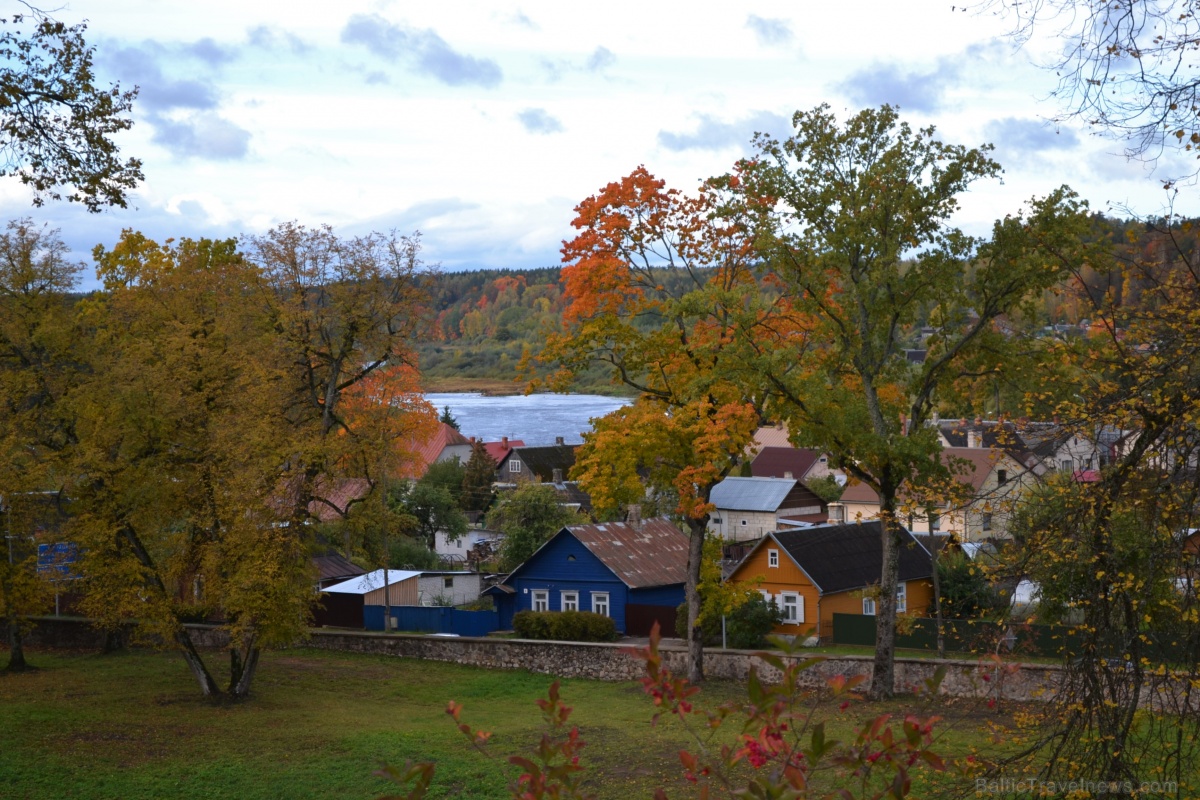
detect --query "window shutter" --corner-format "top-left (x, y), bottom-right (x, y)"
top-left (797, 595), bottom-right (805, 623)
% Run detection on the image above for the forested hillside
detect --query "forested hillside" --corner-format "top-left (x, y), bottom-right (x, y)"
top-left (416, 267), bottom-right (624, 394)
top-left (415, 214), bottom-right (1200, 397)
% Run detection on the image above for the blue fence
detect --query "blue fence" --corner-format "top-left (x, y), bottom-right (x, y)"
top-left (364, 605), bottom-right (500, 637)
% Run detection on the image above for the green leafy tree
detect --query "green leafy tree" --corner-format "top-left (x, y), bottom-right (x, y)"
top-left (804, 474), bottom-right (843, 504)
top-left (934, 550), bottom-right (1004, 621)
top-left (420, 458), bottom-right (466, 503)
top-left (486, 483), bottom-right (585, 572)
top-left (391, 480), bottom-right (468, 549)
top-left (1, 11), bottom-right (142, 210)
top-left (730, 104), bottom-right (1090, 697)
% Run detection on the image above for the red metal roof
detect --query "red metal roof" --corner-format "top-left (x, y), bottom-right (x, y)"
top-left (398, 422), bottom-right (471, 479)
top-left (483, 438), bottom-right (525, 465)
top-left (568, 518), bottom-right (690, 589)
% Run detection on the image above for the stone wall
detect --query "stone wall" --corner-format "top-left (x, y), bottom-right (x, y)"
top-left (299, 628), bottom-right (1064, 701)
top-left (20, 617), bottom-right (1063, 701)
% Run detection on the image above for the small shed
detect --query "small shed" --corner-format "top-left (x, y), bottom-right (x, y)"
top-left (316, 569), bottom-right (422, 628)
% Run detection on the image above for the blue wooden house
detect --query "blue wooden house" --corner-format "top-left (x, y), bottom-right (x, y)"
top-left (487, 518), bottom-right (689, 636)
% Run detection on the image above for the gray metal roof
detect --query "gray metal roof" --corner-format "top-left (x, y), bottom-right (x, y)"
top-left (709, 477), bottom-right (797, 512)
top-left (569, 518), bottom-right (690, 589)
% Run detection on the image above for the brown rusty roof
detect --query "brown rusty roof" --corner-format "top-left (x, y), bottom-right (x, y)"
top-left (568, 518), bottom-right (690, 589)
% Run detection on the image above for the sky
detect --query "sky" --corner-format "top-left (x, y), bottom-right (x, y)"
top-left (3, 0), bottom-right (1193, 291)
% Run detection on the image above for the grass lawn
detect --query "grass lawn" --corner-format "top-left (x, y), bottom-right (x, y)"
top-left (1, 645), bottom-right (1012, 800)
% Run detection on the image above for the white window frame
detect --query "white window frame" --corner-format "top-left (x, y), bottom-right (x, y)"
top-left (780, 591), bottom-right (802, 624)
top-left (509, 459), bottom-right (522, 474)
top-left (862, 596), bottom-right (876, 616)
top-left (590, 592), bottom-right (610, 617)
top-left (896, 583), bottom-right (907, 614)
top-left (443, 576), bottom-right (454, 589)
top-left (561, 591), bottom-right (579, 612)
top-left (768, 549), bottom-right (779, 568)
top-left (532, 589), bottom-right (548, 612)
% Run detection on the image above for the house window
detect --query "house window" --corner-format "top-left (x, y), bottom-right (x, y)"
top-left (1060, 459), bottom-right (1073, 472)
top-left (982, 512), bottom-right (993, 532)
top-left (443, 577), bottom-right (454, 589)
top-left (740, 519), bottom-right (748, 527)
top-left (532, 590), bottom-right (548, 612)
top-left (561, 591), bottom-right (578, 612)
top-left (863, 597), bottom-right (876, 616)
top-left (928, 511), bottom-right (941, 531)
top-left (997, 469), bottom-right (1007, 485)
top-left (509, 459), bottom-right (522, 474)
top-left (780, 592), bottom-right (803, 624)
top-left (591, 592), bottom-right (610, 617)
top-left (896, 583), bottom-right (907, 614)
top-left (768, 549), bottom-right (779, 568)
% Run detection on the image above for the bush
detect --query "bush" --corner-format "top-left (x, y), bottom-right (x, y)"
top-left (513, 610), bottom-right (552, 639)
top-left (513, 610), bottom-right (617, 642)
top-left (675, 593), bottom-right (781, 649)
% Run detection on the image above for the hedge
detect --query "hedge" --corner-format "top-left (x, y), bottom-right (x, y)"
top-left (512, 610), bottom-right (618, 642)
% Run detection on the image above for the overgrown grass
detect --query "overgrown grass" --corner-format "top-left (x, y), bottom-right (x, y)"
top-left (1, 645), bottom-right (1013, 799)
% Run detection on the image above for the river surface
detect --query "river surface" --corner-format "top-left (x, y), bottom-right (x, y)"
top-left (425, 393), bottom-right (630, 446)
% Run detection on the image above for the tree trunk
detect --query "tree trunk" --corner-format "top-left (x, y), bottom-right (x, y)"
top-left (929, 525), bottom-right (945, 660)
top-left (231, 646), bottom-right (261, 699)
top-left (870, 510), bottom-right (902, 699)
top-left (175, 627), bottom-right (221, 698)
top-left (4, 617), bottom-right (28, 672)
top-left (685, 518), bottom-right (706, 684)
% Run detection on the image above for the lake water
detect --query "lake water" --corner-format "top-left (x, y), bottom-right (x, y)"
top-left (425, 393), bottom-right (630, 446)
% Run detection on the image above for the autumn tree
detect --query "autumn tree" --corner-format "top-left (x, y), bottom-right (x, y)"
top-left (1, 10), bottom-right (142, 210)
top-left (544, 167), bottom-right (769, 681)
top-left (67, 233), bottom-right (309, 698)
top-left (992, 216), bottom-right (1200, 792)
top-left (0, 219), bottom-right (81, 670)
top-left (729, 105), bottom-right (1090, 697)
top-left (244, 223), bottom-right (431, 530)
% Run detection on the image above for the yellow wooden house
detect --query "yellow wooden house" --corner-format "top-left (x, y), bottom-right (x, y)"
top-left (727, 521), bottom-right (934, 641)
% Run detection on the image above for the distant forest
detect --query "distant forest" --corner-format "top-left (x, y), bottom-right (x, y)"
top-left (415, 266), bottom-right (625, 395)
top-left (415, 214), bottom-right (1200, 397)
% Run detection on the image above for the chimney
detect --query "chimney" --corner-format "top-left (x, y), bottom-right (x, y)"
top-left (469, 436), bottom-right (476, 444)
top-left (967, 429), bottom-right (981, 449)
top-left (555, 436), bottom-right (564, 446)
top-left (627, 504), bottom-right (642, 528)
top-left (501, 436), bottom-right (508, 447)
top-left (552, 468), bottom-right (563, 483)
top-left (783, 471), bottom-right (794, 480)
